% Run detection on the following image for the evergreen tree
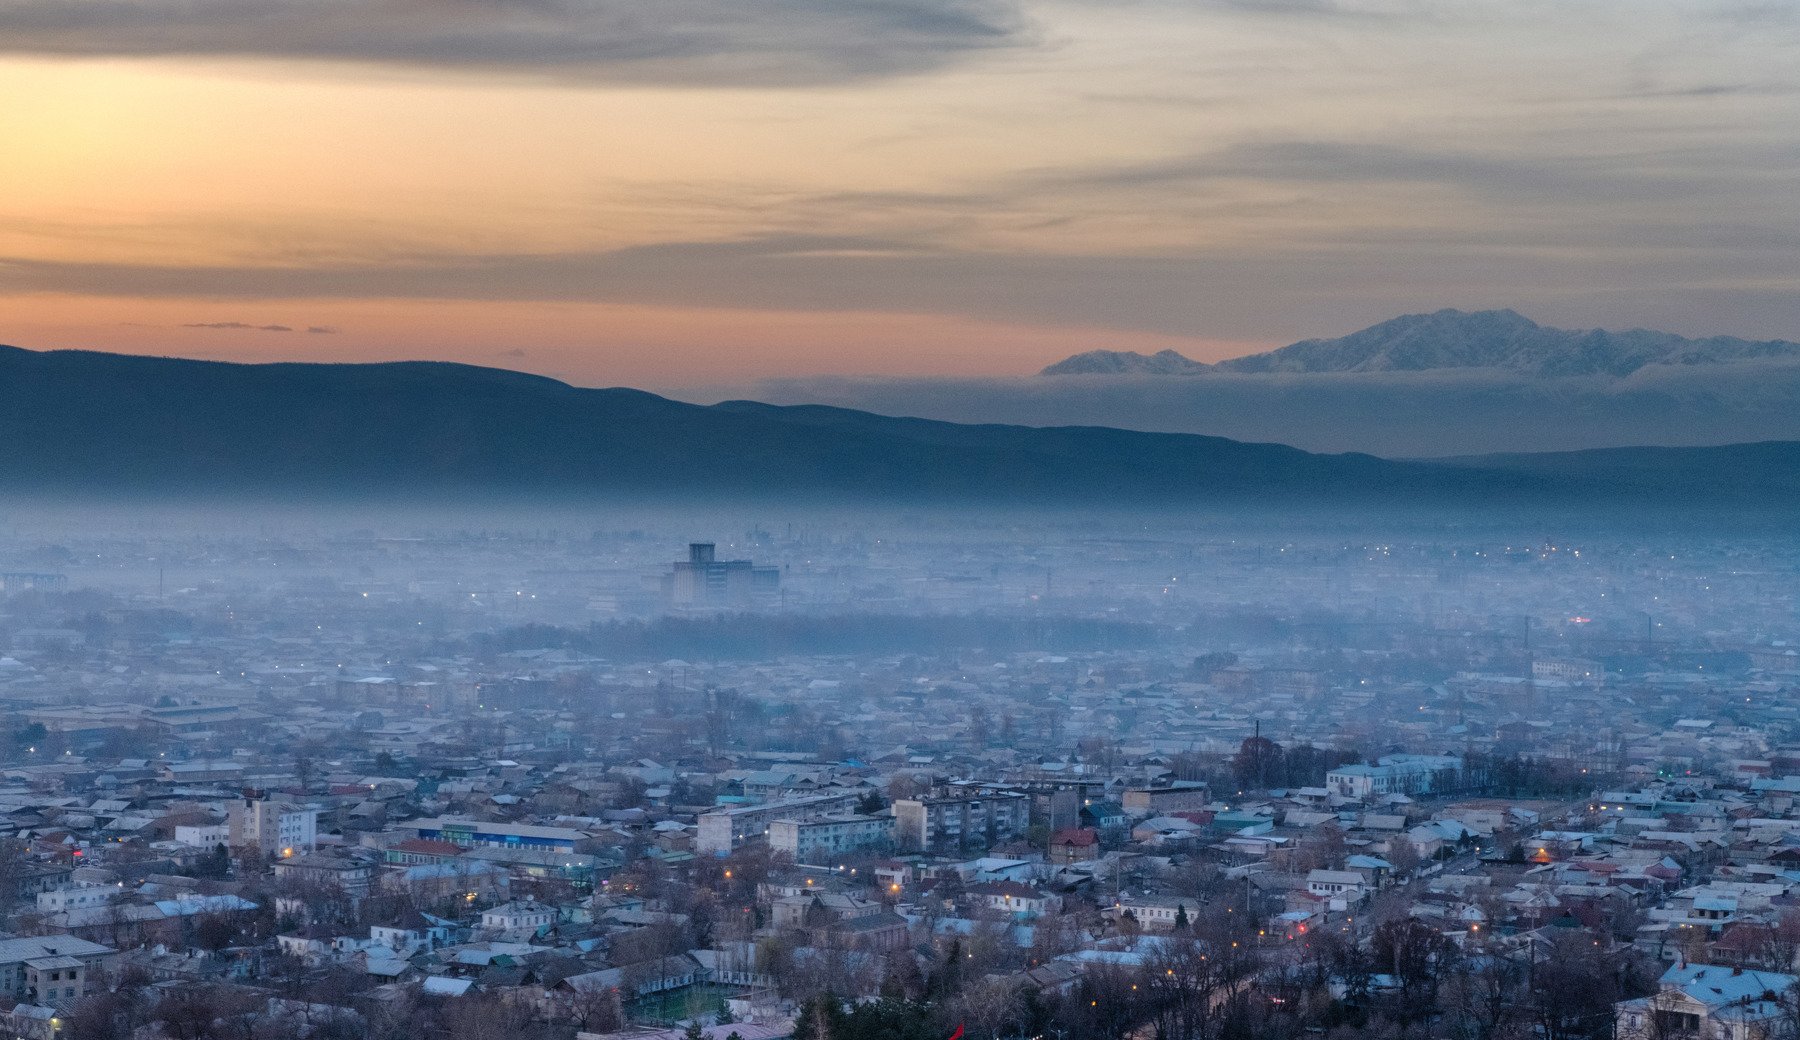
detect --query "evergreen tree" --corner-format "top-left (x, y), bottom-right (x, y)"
top-left (928, 938), bottom-right (965, 1000)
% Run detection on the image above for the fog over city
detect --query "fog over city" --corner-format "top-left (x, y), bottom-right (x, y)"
top-left (0, 494), bottom-right (1794, 1040)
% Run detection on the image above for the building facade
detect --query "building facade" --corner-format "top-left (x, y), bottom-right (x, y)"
top-left (229, 792), bottom-right (319, 858)
top-left (695, 793), bottom-right (862, 854)
top-left (768, 813), bottom-right (893, 863)
top-left (665, 543), bottom-right (780, 609)
top-left (1616, 963), bottom-right (1798, 1040)
top-left (892, 793), bottom-right (1030, 852)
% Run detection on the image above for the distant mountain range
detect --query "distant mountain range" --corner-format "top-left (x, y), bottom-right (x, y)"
top-left (1, 342), bottom-right (1796, 505)
top-left (1042, 309), bottom-right (1800, 377)
top-left (1040, 348), bottom-right (1209, 376)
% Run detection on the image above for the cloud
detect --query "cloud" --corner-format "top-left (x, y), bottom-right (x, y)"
top-left (498, 348), bottom-right (528, 358)
top-left (0, 0), bottom-right (1027, 86)
top-left (1198, 0), bottom-right (1399, 17)
top-left (715, 363), bottom-right (1800, 457)
top-left (1019, 139), bottom-right (1710, 205)
top-left (13, 222), bottom-right (1800, 347)
top-left (182, 321), bottom-right (294, 332)
top-left (171, 320), bottom-right (334, 333)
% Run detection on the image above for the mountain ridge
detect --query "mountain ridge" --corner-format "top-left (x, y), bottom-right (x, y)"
top-left (1040, 309), bottom-right (1800, 378)
top-left (0, 342), bottom-right (1476, 502)
top-left (1, 342), bottom-right (1795, 505)
top-left (1041, 348), bottom-right (1209, 376)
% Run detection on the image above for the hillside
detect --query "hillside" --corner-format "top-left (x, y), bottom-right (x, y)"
top-left (0, 344), bottom-right (1489, 502)
top-left (4, 343), bottom-right (1796, 505)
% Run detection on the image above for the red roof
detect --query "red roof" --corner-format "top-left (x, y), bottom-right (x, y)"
top-left (1715, 921), bottom-right (1775, 953)
top-left (1052, 827), bottom-right (1099, 847)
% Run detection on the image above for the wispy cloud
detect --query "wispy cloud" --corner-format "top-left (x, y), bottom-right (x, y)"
top-left (13, 221), bottom-right (1800, 347)
top-left (0, 0), bottom-right (1028, 85)
top-left (180, 321), bottom-right (337, 334)
top-left (183, 321), bottom-right (294, 332)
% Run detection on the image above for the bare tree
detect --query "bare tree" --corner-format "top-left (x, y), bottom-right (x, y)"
top-left (557, 983), bottom-right (624, 1033)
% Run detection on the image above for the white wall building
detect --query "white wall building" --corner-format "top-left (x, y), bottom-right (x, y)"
top-left (695, 793), bottom-right (862, 854)
top-left (481, 901), bottom-right (557, 933)
top-left (769, 814), bottom-right (892, 863)
top-left (1326, 755), bottom-right (1463, 800)
top-left (36, 885), bottom-right (120, 914)
top-left (173, 823), bottom-right (229, 849)
top-left (229, 793), bottom-right (319, 857)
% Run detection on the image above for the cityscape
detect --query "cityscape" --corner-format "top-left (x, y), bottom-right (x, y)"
top-left (7, 0), bottom-right (1800, 1037)
top-left (0, 505), bottom-right (1793, 1039)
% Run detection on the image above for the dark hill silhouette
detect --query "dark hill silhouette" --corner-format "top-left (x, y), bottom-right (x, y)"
top-left (1438, 441), bottom-right (1800, 498)
top-left (0, 343), bottom-right (1793, 504)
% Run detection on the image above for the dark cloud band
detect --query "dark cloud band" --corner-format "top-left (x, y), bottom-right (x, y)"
top-left (180, 321), bottom-right (337, 333)
top-left (0, 0), bottom-right (1025, 85)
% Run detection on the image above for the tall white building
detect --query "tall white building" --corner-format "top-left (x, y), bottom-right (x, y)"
top-left (229, 791), bottom-right (318, 858)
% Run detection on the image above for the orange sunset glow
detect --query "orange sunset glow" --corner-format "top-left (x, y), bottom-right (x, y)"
top-left (4, 3), bottom-right (1800, 391)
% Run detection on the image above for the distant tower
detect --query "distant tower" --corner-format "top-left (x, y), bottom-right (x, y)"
top-left (665, 542), bottom-right (779, 609)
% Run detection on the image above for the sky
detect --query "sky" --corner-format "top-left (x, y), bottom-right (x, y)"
top-left (3, 0), bottom-right (1800, 391)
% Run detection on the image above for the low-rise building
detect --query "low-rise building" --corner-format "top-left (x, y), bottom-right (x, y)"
top-left (1616, 963), bottom-right (1798, 1040)
top-left (695, 793), bottom-right (862, 854)
top-left (1327, 755), bottom-right (1463, 800)
top-left (481, 900), bottom-right (557, 933)
top-left (0, 936), bottom-right (114, 1008)
top-left (1121, 783), bottom-right (1211, 819)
